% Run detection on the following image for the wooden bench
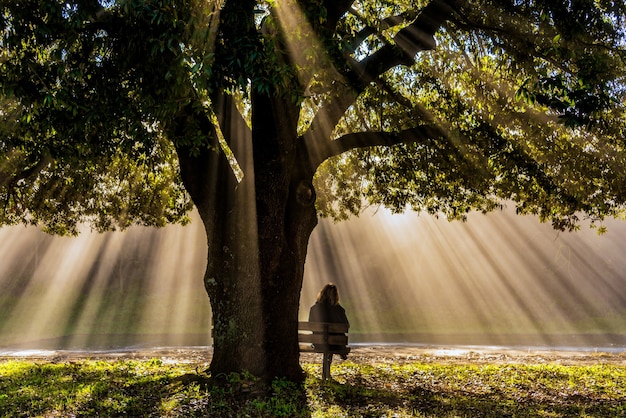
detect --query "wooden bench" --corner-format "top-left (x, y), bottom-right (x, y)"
top-left (298, 321), bottom-right (350, 380)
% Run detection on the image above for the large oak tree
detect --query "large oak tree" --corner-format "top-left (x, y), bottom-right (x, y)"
top-left (1, 0), bottom-right (625, 382)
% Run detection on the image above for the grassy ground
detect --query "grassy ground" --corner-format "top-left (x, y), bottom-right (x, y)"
top-left (1, 354), bottom-right (624, 417)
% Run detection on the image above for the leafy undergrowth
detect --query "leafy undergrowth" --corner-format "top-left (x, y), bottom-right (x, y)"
top-left (0, 359), bottom-right (624, 417)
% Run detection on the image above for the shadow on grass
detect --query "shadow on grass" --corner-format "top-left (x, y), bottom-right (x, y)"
top-left (0, 361), bottom-right (312, 417)
top-left (2, 361), bottom-right (624, 417)
top-left (311, 373), bottom-right (625, 417)
top-left (174, 371), bottom-right (312, 417)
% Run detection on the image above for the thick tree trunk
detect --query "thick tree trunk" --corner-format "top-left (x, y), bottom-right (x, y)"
top-left (199, 171), bottom-right (316, 382)
top-left (246, 90), bottom-right (318, 382)
top-left (175, 93), bottom-right (316, 382)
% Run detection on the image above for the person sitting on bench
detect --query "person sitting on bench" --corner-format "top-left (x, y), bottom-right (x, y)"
top-left (308, 283), bottom-right (350, 364)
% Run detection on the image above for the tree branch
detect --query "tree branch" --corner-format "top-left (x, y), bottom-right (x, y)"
top-left (302, 0), bottom-right (458, 170)
top-left (172, 100), bottom-right (233, 212)
top-left (322, 0), bottom-right (356, 29)
top-left (394, 0), bottom-right (457, 56)
top-left (308, 125), bottom-right (448, 168)
top-left (348, 11), bottom-right (415, 51)
top-left (349, 0), bottom-right (457, 83)
top-left (0, 152), bottom-right (53, 189)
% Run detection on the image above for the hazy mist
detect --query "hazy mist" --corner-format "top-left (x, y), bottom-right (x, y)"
top-left (1, 205), bottom-right (625, 350)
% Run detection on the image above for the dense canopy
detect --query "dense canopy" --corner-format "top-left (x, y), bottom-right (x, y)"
top-left (2, 0), bottom-right (625, 233)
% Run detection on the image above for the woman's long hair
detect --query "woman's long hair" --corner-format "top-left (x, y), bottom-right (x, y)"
top-left (316, 283), bottom-right (340, 305)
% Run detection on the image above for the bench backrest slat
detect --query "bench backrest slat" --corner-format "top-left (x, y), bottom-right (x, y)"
top-left (299, 334), bottom-right (348, 346)
top-left (298, 320), bottom-right (350, 380)
top-left (298, 321), bottom-right (349, 333)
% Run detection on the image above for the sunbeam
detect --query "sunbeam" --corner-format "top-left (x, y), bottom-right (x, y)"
top-left (1, 206), bottom-right (625, 350)
top-left (302, 206), bottom-right (626, 348)
top-left (0, 211), bottom-right (209, 350)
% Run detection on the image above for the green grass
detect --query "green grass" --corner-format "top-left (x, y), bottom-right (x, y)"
top-left (0, 359), bottom-right (624, 417)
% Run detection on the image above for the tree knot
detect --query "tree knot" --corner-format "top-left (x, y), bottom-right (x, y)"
top-left (295, 180), bottom-right (316, 207)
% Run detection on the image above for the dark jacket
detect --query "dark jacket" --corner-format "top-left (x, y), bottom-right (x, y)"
top-left (308, 302), bottom-right (350, 327)
top-left (308, 302), bottom-right (350, 351)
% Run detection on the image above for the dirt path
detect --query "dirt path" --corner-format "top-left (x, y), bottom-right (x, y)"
top-left (335, 345), bottom-right (626, 366)
top-left (1, 345), bottom-right (624, 366)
